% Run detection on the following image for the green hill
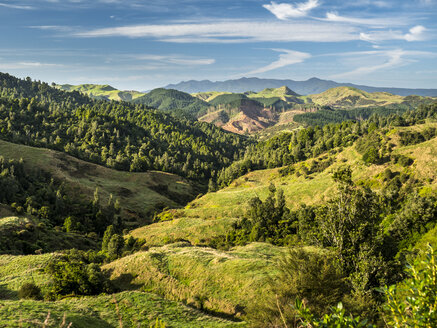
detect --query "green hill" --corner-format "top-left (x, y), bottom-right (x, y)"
top-left (57, 84), bottom-right (145, 102)
top-left (133, 88), bottom-right (211, 118)
top-left (1, 72), bottom-right (437, 327)
top-left (0, 72), bottom-right (249, 182)
top-left (0, 140), bottom-right (197, 227)
top-left (309, 86), bottom-right (406, 108)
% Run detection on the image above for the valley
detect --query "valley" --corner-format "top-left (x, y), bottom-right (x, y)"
top-left (0, 72), bottom-right (436, 327)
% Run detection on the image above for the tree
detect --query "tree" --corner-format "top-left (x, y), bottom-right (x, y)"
top-left (107, 234), bottom-right (124, 260)
top-left (102, 225), bottom-right (115, 254)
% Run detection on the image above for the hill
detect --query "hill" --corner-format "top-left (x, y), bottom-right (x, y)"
top-left (0, 140), bottom-right (197, 226)
top-left (0, 72), bottom-right (249, 181)
top-left (130, 122), bottom-right (437, 247)
top-left (133, 88), bottom-right (211, 118)
top-left (165, 77), bottom-right (437, 96)
top-left (199, 94), bottom-right (278, 134)
top-left (308, 86), bottom-right (405, 108)
top-left (0, 253), bottom-right (244, 327)
top-left (56, 84), bottom-right (145, 102)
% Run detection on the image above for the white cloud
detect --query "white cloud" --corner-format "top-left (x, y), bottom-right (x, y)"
top-left (133, 54), bottom-right (215, 65)
top-left (245, 49), bottom-right (311, 75)
top-left (331, 49), bottom-right (435, 79)
top-left (74, 20), bottom-right (358, 43)
top-left (0, 62), bottom-right (63, 69)
top-left (263, 0), bottom-right (319, 20)
top-left (0, 2), bottom-right (34, 9)
top-left (404, 25), bottom-right (426, 41)
top-left (360, 25), bottom-right (427, 42)
top-left (325, 12), bottom-right (407, 27)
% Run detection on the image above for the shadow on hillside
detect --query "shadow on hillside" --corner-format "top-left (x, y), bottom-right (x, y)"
top-left (0, 284), bottom-right (18, 300)
top-left (106, 270), bottom-right (142, 291)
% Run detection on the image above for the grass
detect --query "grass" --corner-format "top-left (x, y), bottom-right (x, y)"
top-left (103, 242), bottom-right (293, 318)
top-left (0, 253), bottom-right (57, 300)
top-left (0, 140), bottom-right (197, 226)
top-left (0, 291), bottom-right (246, 328)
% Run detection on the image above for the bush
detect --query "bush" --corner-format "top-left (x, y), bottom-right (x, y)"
top-left (18, 282), bottom-right (42, 300)
top-left (380, 244), bottom-right (437, 327)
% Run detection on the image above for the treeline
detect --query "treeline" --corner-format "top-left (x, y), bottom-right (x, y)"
top-left (0, 73), bottom-right (249, 181)
top-left (215, 102), bottom-right (437, 188)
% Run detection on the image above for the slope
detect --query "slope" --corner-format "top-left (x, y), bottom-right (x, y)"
top-left (0, 139), bottom-right (197, 226)
top-left (0, 253), bottom-right (244, 327)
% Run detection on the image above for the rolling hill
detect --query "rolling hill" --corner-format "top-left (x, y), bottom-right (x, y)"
top-left (129, 121), bottom-right (437, 249)
top-left (57, 84), bottom-right (144, 102)
top-left (133, 88), bottom-right (211, 118)
top-left (0, 139), bottom-right (197, 227)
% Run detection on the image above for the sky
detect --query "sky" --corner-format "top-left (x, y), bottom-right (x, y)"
top-left (0, 0), bottom-right (436, 91)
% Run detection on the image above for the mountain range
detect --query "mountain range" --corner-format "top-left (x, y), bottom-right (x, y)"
top-left (165, 77), bottom-right (437, 97)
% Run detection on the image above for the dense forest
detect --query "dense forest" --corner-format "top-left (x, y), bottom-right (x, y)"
top-left (0, 73), bottom-right (249, 182)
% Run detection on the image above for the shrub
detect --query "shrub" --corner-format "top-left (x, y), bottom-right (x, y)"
top-left (380, 244), bottom-right (437, 327)
top-left (18, 282), bottom-right (42, 300)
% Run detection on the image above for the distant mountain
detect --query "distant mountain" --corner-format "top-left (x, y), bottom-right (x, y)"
top-left (165, 77), bottom-right (437, 97)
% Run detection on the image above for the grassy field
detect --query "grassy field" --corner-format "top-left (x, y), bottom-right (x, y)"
top-left (0, 253), bottom-right (57, 299)
top-left (0, 140), bottom-right (197, 226)
top-left (103, 242), bottom-right (299, 317)
top-left (0, 252), bottom-right (247, 327)
top-left (0, 291), bottom-right (246, 328)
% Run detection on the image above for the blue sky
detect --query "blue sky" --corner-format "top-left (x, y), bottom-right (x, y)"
top-left (0, 0), bottom-right (436, 90)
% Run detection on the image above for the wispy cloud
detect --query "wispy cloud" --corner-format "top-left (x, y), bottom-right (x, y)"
top-left (324, 12), bottom-right (408, 27)
top-left (245, 49), bottom-right (311, 75)
top-left (263, 0), bottom-right (319, 20)
top-left (74, 20), bottom-right (358, 43)
top-left (0, 2), bottom-right (34, 10)
top-left (331, 49), bottom-right (435, 79)
top-left (0, 61), bottom-right (64, 69)
top-left (133, 54), bottom-right (215, 65)
top-left (360, 25), bottom-right (427, 42)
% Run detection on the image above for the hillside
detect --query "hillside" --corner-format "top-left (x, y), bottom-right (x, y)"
top-left (308, 86), bottom-right (405, 108)
top-left (56, 84), bottom-right (145, 102)
top-left (0, 72), bottom-right (249, 181)
top-left (53, 81), bottom-right (435, 136)
top-left (165, 76), bottom-right (437, 96)
top-left (0, 253), bottom-right (244, 327)
top-left (133, 88), bottom-right (211, 118)
top-left (130, 122), bottom-right (437, 246)
top-left (0, 140), bottom-right (197, 226)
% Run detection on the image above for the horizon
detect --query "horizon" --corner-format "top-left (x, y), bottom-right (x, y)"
top-left (0, 0), bottom-right (436, 90)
